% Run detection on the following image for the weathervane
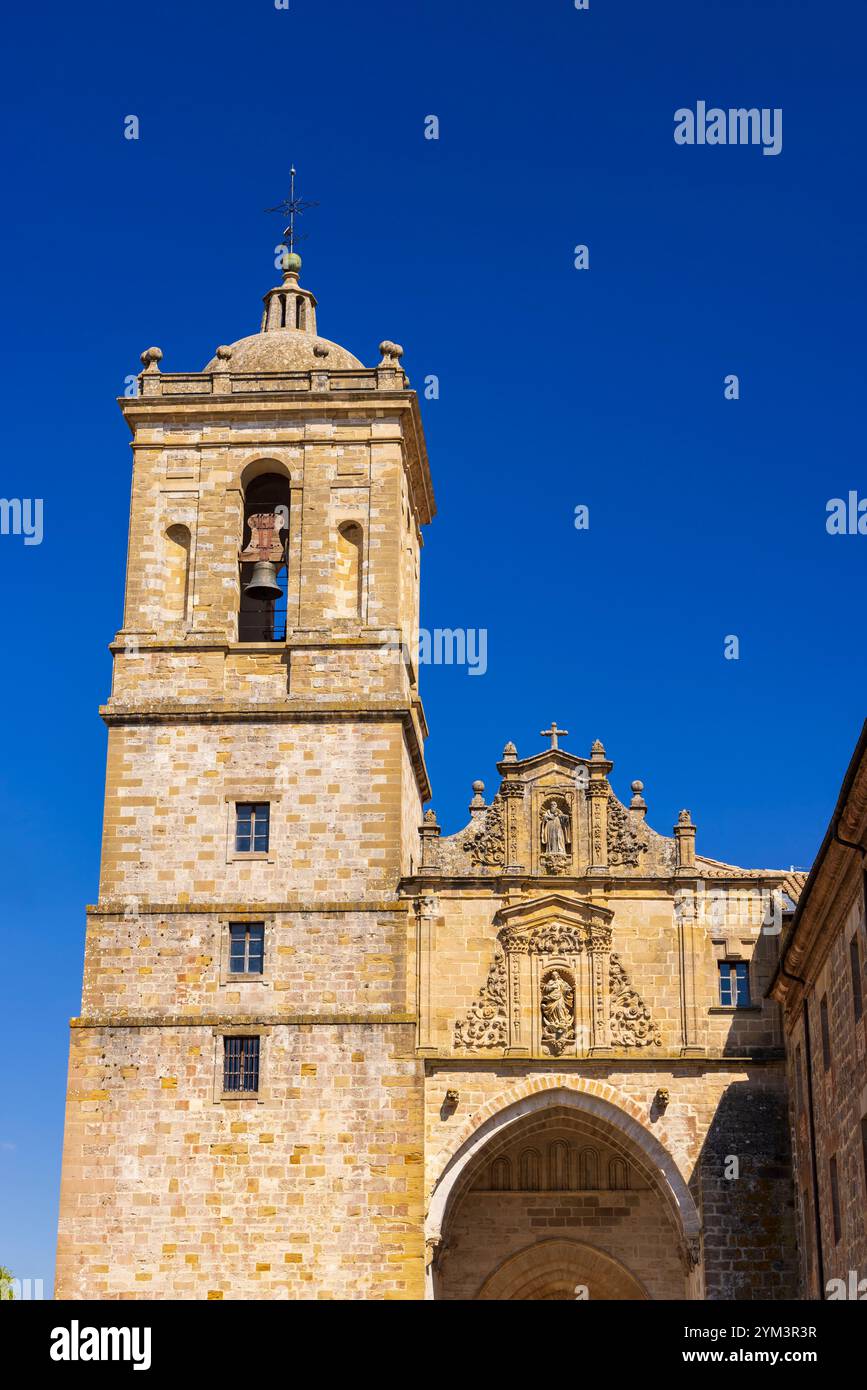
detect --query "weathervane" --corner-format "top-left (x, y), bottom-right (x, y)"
top-left (265, 166), bottom-right (319, 255)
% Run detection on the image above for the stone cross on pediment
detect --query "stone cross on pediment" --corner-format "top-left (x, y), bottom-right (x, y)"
top-left (540, 721), bottom-right (569, 751)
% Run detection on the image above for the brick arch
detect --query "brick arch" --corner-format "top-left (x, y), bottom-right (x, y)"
top-left (426, 1078), bottom-right (701, 1252)
top-left (478, 1238), bottom-right (650, 1301)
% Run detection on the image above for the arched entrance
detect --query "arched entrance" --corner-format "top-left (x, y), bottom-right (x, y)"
top-left (478, 1239), bottom-right (649, 1301)
top-left (427, 1086), bottom-right (701, 1300)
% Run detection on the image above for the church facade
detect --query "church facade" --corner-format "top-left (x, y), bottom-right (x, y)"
top-left (56, 247), bottom-right (805, 1300)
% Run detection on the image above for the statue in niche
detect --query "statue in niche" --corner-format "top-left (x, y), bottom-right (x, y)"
top-left (540, 797), bottom-right (571, 873)
top-left (541, 970), bottom-right (575, 1056)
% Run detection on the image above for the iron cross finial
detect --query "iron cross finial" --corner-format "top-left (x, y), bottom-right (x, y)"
top-left (540, 721), bottom-right (569, 751)
top-left (265, 166), bottom-right (319, 255)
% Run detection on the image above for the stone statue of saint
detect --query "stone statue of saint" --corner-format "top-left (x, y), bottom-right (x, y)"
top-left (541, 801), bottom-right (571, 857)
top-left (541, 973), bottom-right (575, 1045)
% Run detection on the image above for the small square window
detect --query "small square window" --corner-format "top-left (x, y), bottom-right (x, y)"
top-left (229, 923), bottom-right (265, 975)
top-left (223, 1036), bottom-right (260, 1093)
top-left (718, 961), bottom-right (751, 1008)
top-left (235, 802), bottom-right (270, 854)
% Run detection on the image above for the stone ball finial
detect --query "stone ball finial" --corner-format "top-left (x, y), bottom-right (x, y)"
top-left (215, 344), bottom-right (233, 361)
top-left (282, 251), bottom-right (302, 274)
top-left (313, 342), bottom-right (330, 358)
top-left (472, 780), bottom-right (485, 795)
top-left (630, 779), bottom-right (647, 813)
top-left (140, 346), bottom-right (163, 371)
top-left (379, 340), bottom-right (405, 365)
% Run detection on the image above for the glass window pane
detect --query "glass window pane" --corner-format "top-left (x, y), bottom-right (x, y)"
top-left (735, 963), bottom-right (751, 1006)
top-left (718, 964), bottom-right (732, 1006)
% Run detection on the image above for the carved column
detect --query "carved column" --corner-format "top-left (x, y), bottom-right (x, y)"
top-left (504, 945), bottom-right (531, 1056)
top-left (500, 780), bottom-right (525, 874)
top-left (586, 739), bottom-right (613, 874)
top-left (419, 809), bottom-right (441, 872)
top-left (415, 895), bottom-right (438, 1056)
top-left (675, 809), bottom-right (697, 872)
top-left (674, 872), bottom-right (705, 1057)
top-left (588, 921), bottom-right (614, 1054)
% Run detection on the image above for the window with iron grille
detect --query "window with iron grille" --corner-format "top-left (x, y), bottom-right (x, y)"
top-left (820, 994), bottom-right (831, 1069)
top-left (229, 923), bottom-right (265, 975)
top-left (235, 802), bottom-right (270, 853)
top-left (718, 960), bottom-right (751, 1007)
top-left (850, 935), bottom-right (863, 1023)
top-left (223, 1036), bottom-right (260, 1094)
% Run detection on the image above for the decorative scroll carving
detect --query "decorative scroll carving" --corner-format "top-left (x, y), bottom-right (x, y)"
top-left (607, 795), bottom-right (649, 868)
top-left (453, 948), bottom-right (507, 1049)
top-left (462, 795), bottom-right (506, 869)
top-left (609, 952), bottom-right (661, 1047)
top-left (541, 969), bottom-right (576, 1056)
top-left (500, 922), bottom-right (587, 956)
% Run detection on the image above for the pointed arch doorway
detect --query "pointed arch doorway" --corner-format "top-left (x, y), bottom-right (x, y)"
top-left (427, 1087), bottom-right (701, 1300)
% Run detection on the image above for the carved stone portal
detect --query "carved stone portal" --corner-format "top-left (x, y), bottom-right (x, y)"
top-left (453, 897), bottom-right (662, 1055)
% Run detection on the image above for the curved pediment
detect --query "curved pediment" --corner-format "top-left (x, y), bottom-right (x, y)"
top-left (494, 894), bottom-right (613, 955)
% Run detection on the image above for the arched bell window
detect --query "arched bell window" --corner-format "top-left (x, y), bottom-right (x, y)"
top-left (239, 473), bottom-right (290, 642)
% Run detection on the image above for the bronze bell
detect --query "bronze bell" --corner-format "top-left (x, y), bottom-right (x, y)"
top-left (244, 560), bottom-right (284, 602)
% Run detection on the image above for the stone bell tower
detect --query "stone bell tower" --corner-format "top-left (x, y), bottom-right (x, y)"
top-left (55, 244), bottom-right (436, 1299)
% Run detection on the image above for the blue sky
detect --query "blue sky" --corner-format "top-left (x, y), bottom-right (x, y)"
top-left (0, 0), bottom-right (864, 1292)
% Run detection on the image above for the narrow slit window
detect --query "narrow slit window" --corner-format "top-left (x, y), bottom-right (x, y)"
top-left (850, 936), bottom-right (863, 1023)
top-left (829, 1154), bottom-right (841, 1244)
top-left (820, 994), bottom-right (831, 1070)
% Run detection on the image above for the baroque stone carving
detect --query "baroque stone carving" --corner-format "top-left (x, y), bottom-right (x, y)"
top-left (541, 969), bottom-right (576, 1057)
top-left (609, 952), bottom-right (662, 1047)
top-left (500, 922), bottom-right (587, 956)
top-left (607, 795), bottom-right (649, 868)
top-left (453, 948), bottom-right (507, 1049)
top-left (462, 795), bottom-right (506, 869)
